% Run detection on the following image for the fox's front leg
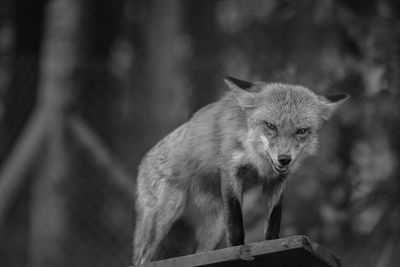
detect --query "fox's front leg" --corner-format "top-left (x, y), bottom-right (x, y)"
top-left (221, 170), bottom-right (244, 247)
top-left (264, 194), bottom-right (283, 240)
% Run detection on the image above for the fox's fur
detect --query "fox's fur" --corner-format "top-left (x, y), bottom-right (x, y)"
top-left (132, 76), bottom-right (349, 265)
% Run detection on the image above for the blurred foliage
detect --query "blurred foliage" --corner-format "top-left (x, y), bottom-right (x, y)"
top-left (0, 0), bottom-right (400, 266)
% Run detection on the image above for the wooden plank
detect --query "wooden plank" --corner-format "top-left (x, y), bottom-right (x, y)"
top-left (136, 236), bottom-right (341, 267)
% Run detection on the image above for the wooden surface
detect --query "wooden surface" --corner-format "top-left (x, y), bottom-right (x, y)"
top-left (137, 235), bottom-right (341, 267)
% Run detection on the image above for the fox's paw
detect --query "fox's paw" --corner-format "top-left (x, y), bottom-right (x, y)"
top-left (238, 244), bottom-right (255, 261)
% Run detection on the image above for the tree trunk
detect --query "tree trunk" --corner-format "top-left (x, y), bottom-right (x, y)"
top-left (28, 0), bottom-right (81, 266)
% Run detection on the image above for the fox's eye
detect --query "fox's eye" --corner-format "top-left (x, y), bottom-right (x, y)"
top-left (296, 128), bottom-right (309, 135)
top-left (265, 122), bottom-right (277, 131)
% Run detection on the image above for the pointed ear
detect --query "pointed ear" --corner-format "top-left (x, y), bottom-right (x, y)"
top-left (319, 93), bottom-right (350, 120)
top-left (224, 76), bottom-right (258, 108)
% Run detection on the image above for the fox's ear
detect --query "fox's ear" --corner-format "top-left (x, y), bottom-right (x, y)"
top-left (224, 76), bottom-right (258, 108)
top-left (319, 93), bottom-right (350, 120)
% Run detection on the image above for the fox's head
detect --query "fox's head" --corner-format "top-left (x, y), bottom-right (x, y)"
top-left (224, 76), bottom-right (349, 175)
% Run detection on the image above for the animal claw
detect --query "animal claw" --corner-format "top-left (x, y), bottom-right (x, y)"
top-left (238, 245), bottom-right (255, 261)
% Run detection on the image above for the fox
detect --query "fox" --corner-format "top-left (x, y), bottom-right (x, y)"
top-left (132, 76), bottom-right (349, 265)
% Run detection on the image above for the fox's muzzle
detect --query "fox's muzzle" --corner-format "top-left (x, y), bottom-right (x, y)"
top-left (277, 155), bottom-right (292, 167)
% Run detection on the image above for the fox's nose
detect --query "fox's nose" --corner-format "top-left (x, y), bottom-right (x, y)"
top-left (278, 155), bottom-right (292, 167)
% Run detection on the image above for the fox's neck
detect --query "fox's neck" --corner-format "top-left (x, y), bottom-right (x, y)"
top-left (242, 136), bottom-right (276, 180)
top-left (225, 110), bottom-right (277, 181)
top-left (217, 96), bottom-right (279, 181)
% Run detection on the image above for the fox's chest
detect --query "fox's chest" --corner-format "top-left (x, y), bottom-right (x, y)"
top-left (236, 163), bottom-right (278, 192)
top-left (236, 164), bottom-right (262, 191)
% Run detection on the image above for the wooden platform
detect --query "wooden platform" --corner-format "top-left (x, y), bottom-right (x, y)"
top-left (137, 235), bottom-right (341, 267)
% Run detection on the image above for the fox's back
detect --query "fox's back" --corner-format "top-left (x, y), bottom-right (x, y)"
top-left (136, 101), bottom-right (229, 199)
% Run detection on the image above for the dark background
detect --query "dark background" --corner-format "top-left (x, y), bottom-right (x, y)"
top-left (0, 0), bottom-right (399, 266)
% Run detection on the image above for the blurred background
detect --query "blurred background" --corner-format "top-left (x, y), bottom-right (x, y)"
top-left (0, 0), bottom-right (399, 266)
